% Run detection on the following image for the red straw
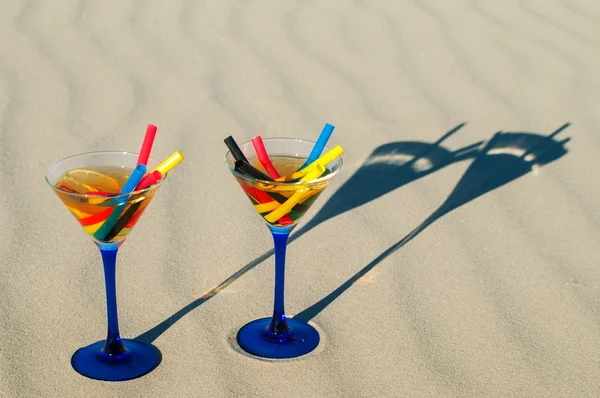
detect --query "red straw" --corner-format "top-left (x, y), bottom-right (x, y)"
top-left (85, 190), bottom-right (118, 196)
top-left (136, 170), bottom-right (163, 190)
top-left (240, 184), bottom-right (293, 225)
top-left (137, 124), bottom-right (157, 166)
top-left (57, 184), bottom-right (77, 192)
top-left (251, 136), bottom-right (281, 178)
top-left (78, 207), bottom-right (115, 226)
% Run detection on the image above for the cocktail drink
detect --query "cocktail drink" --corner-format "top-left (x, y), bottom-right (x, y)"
top-left (45, 126), bottom-right (184, 381)
top-left (54, 164), bottom-right (159, 242)
top-left (238, 157), bottom-right (330, 226)
top-left (225, 132), bottom-right (343, 359)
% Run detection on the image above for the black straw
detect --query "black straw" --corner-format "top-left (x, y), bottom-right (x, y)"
top-left (235, 159), bottom-right (274, 181)
top-left (104, 202), bottom-right (142, 242)
top-left (224, 136), bottom-right (248, 163)
top-left (234, 159), bottom-right (298, 204)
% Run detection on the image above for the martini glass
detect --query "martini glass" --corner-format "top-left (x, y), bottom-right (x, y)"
top-left (225, 137), bottom-right (343, 359)
top-left (45, 151), bottom-right (165, 381)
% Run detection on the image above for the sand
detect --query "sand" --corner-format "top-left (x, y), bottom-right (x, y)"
top-left (0, 0), bottom-right (599, 396)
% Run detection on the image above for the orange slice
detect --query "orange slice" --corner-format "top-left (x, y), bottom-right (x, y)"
top-left (61, 169), bottom-right (120, 194)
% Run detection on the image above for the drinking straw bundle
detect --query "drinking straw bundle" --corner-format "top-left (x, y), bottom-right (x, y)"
top-left (224, 123), bottom-right (344, 225)
top-left (75, 124), bottom-right (185, 241)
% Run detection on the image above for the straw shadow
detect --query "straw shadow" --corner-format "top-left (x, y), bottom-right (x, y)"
top-left (136, 123), bottom-right (480, 344)
top-left (294, 123), bottom-right (571, 323)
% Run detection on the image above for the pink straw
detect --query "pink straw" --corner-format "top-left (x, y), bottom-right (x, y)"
top-left (137, 124), bottom-right (157, 166)
top-left (251, 136), bottom-right (280, 178)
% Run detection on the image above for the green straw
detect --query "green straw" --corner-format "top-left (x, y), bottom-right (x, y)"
top-left (93, 164), bottom-right (146, 241)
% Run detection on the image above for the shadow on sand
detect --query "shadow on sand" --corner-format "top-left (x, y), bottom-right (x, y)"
top-left (294, 124), bottom-right (570, 322)
top-left (136, 123), bottom-right (570, 343)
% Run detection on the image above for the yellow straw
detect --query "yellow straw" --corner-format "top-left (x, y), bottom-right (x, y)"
top-left (300, 145), bottom-right (343, 174)
top-left (299, 186), bottom-right (325, 203)
top-left (264, 166), bottom-right (324, 223)
top-left (88, 197), bottom-right (110, 205)
top-left (255, 201), bottom-right (279, 213)
top-left (154, 151), bottom-right (184, 175)
top-left (83, 221), bottom-right (103, 235)
top-left (266, 182), bottom-right (323, 193)
top-left (287, 145), bottom-right (343, 180)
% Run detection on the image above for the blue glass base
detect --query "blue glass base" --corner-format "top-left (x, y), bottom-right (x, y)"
top-left (236, 317), bottom-right (320, 359)
top-left (71, 339), bottom-right (161, 381)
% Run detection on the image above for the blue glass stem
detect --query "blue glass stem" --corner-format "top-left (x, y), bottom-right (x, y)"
top-left (99, 245), bottom-right (126, 357)
top-left (269, 231), bottom-right (290, 335)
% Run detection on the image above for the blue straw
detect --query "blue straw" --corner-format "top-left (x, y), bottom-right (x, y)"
top-left (93, 164), bottom-right (147, 241)
top-left (298, 123), bottom-right (335, 170)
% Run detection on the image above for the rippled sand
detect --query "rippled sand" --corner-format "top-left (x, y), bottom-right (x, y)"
top-left (0, 1), bottom-right (599, 396)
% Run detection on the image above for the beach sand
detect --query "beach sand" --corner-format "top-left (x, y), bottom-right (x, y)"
top-left (0, 0), bottom-right (599, 396)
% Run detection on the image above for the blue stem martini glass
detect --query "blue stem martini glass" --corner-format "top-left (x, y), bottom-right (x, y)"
top-left (225, 137), bottom-right (343, 359)
top-left (45, 151), bottom-right (165, 381)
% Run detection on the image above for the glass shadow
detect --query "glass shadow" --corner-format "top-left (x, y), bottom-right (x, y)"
top-left (294, 123), bottom-right (571, 322)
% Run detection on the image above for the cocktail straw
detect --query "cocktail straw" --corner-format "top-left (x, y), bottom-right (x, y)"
top-left (103, 171), bottom-right (158, 239)
top-left (137, 124), bottom-right (157, 166)
top-left (235, 159), bottom-right (274, 181)
top-left (298, 123), bottom-right (335, 170)
top-left (136, 170), bottom-right (163, 190)
top-left (154, 151), bottom-right (184, 176)
top-left (251, 136), bottom-right (281, 178)
top-left (286, 145), bottom-right (344, 181)
top-left (108, 151), bottom-right (185, 238)
top-left (224, 136), bottom-right (248, 163)
top-left (84, 222), bottom-right (104, 235)
top-left (57, 183), bottom-right (77, 192)
top-left (254, 201), bottom-right (280, 213)
top-left (124, 206), bottom-right (144, 228)
top-left (240, 185), bottom-right (294, 225)
top-left (234, 162), bottom-right (291, 204)
top-left (264, 165), bottom-right (325, 223)
top-left (136, 150), bottom-right (185, 190)
top-left (87, 192), bottom-right (118, 205)
top-left (93, 164), bottom-right (146, 240)
top-left (104, 202), bottom-right (142, 241)
top-left (78, 207), bottom-right (115, 227)
top-left (230, 143), bottom-right (306, 221)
